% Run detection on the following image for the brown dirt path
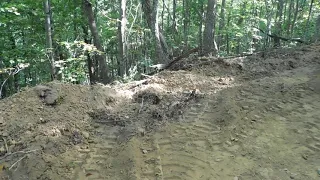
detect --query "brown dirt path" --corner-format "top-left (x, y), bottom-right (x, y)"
top-left (73, 66), bottom-right (320, 180)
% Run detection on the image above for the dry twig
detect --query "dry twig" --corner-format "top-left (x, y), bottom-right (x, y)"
top-left (138, 98), bottom-right (144, 113)
top-left (2, 138), bottom-right (8, 153)
top-left (9, 155), bottom-right (27, 170)
top-left (0, 149), bottom-right (38, 160)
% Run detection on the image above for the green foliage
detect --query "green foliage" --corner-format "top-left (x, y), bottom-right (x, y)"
top-left (0, 0), bottom-right (319, 98)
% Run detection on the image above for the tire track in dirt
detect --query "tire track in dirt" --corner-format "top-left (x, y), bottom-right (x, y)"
top-left (285, 87), bottom-right (320, 158)
top-left (72, 126), bottom-right (123, 180)
top-left (136, 137), bottom-right (163, 180)
top-left (151, 99), bottom-right (242, 180)
top-left (233, 69), bottom-right (320, 179)
top-left (72, 66), bottom-right (320, 180)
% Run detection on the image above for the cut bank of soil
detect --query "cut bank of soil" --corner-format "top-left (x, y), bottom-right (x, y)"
top-left (0, 44), bottom-right (320, 180)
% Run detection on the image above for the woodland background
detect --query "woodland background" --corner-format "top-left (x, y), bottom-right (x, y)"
top-left (0, 0), bottom-right (319, 98)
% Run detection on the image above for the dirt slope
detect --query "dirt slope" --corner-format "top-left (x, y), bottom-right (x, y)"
top-left (0, 44), bottom-right (320, 180)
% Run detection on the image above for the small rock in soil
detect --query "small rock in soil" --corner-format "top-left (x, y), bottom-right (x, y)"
top-left (1, 131), bottom-right (8, 137)
top-left (82, 131), bottom-right (90, 139)
top-left (302, 154), bottom-right (308, 160)
top-left (0, 146), bottom-right (5, 153)
top-left (0, 117), bottom-right (4, 125)
top-left (242, 106), bottom-right (250, 110)
top-left (34, 85), bottom-right (59, 105)
top-left (137, 127), bottom-right (145, 136)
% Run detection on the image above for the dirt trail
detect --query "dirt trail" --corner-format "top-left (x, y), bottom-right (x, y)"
top-left (1, 44), bottom-right (320, 180)
top-left (105, 66), bottom-right (319, 180)
top-left (73, 48), bottom-right (320, 179)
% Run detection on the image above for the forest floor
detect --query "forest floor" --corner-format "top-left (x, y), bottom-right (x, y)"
top-left (0, 44), bottom-right (320, 180)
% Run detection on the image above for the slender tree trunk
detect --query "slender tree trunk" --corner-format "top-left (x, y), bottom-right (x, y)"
top-left (141, 0), bottom-right (170, 64)
top-left (236, 2), bottom-right (246, 53)
top-left (217, 0), bottom-right (226, 50)
top-left (287, 0), bottom-right (294, 37)
top-left (83, 0), bottom-right (110, 84)
top-left (82, 25), bottom-right (96, 84)
top-left (304, 0), bottom-right (314, 40)
top-left (274, 0), bottom-right (284, 47)
top-left (118, 0), bottom-right (127, 77)
top-left (315, 15), bottom-right (320, 42)
top-left (290, 0), bottom-right (299, 36)
top-left (264, 0), bottom-right (273, 48)
top-left (202, 0), bottom-right (217, 56)
top-left (161, 0), bottom-right (165, 30)
top-left (44, 0), bottom-right (55, 80)
top-left (172, 0), bottom-right (177, 34)
top-left (198, 0), bottom-right (204, 53)
top-left (226, 0), bottom-right (234, 54)
top-left (183, 0), bottom-right (190, 51)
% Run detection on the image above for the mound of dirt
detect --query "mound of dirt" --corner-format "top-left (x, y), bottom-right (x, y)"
top-left (0, 44), bottom-right (320, 180)
top-left (0, 78), bottom-right (205, 179)
top-left (0, 81), bottom-right (121, 179)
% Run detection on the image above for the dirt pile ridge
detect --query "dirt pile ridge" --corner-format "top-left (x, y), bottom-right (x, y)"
top-left (0, 43), bottom-right (320, 180)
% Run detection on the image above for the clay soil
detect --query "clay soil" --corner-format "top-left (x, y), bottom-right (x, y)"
top-left (0, 44), bottom-right (320, 180)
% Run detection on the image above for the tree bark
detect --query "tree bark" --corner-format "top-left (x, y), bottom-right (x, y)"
top-left (304, 0), bottom-right (314, 40)
top-left (217, 0), bottom-right (226, 50)
top-left (117, 0), bottom-right (127, 77)
top-left (141, 0), bottom-right (170, 64)
top-left (198, 0), bottom-right (204, 53)
top-left (286, 0), bottom-right (294, 37)
top-left (226, 0), bottom-right (234, 54)
top-left (274, 0), bottom-right (284, 47)
top-left (44, 0), bottom-right (55, 80)
top-left (290, 0), bottom-right (299, 35)
top-left (83, 0), bottom-right (110, 84)
top-left (202, 0), bottom-right (217, 56)
top-left (183, 0), bottom-right (190, 51)
top-left (172, 0), bottom-right (177, 34)
top-left (315, 15), bottom-right (320, 42)
top-left (82, 25), bottom-right (96, 84)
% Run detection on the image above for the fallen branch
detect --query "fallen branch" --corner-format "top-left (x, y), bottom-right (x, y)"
top-left (128, 79), bottom-right (149, 90)
top-left (254, 27), bottom-right (305, 44)
top-left (0, 149), bottom-right (39, 160)
top-left (2, 138), bottom-right (8, 154)
top-left (138, 98), bottom-right (144, 113)
top-left (145, 47), bottom-right (200, 77)
top-left (9, 155), bottom-right (27, 170)
top-left (164, 47), bottom-right (200, 70)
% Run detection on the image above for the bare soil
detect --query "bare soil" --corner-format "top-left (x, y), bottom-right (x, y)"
top-left (0, 44), bottom-right (320, 180)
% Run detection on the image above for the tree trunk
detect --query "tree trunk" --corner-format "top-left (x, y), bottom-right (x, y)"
top-left (172, 0), bottom-right (177, 34)
top-left (141, 0), bottom-right (170, 64)
top-left (290, 0), bottom-right (299, 36)
top-left (82, 25), bottom-right (96, 84)
top-left (274, 0), bottom-right (284, 47)
top-left (226, 0), bottom-right (234, 54)
top-left (44, 0), bottom-right (55, 80)
top-left (202, 0), bottom-right (217, 56)
top-left (198, 0), bottom-right (204, 53)
top-left (315, 15), bottom-right (320, 42)
top-left (287, 0), bottom-right (294, 37)
top-left (183, 0), bottom-right (190, 51)
top-left (304, 0), bottom-right (314, 40)
top-left (117, 0), bottom-right (127, 77)
top-left (264, 0), bottom-right (273, 48)
top-left (83, 0), bottom-right (110, 84)
top-left (217, 0), bottom-right (226, 50)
